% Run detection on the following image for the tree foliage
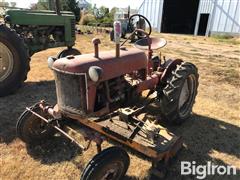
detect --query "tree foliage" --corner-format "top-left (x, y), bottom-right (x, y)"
top-left (62, 0), bottom-right (80, 22)
top-left (80, 4), bottom-right (117, 26)
top-left (31, 0), bottom-right (80, 22)
top-left (31, 0), bottom-right (49, 10)
top-left (30, 1), bottom-right (116, 26)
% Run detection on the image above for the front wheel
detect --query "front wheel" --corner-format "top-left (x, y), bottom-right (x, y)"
top-left (81, 146), bottom-right (130, 180)
top-left (158, 62), bottom-right (199, 124)
top-left (56, 47), bottom-right (81, 59)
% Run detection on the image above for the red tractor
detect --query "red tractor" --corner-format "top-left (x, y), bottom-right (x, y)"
top-left (17, 25), bottom-right (198, 179)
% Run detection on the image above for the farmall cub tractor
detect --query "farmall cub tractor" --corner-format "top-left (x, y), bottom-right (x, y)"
top-left (17, 21), bottom-right (199, 179)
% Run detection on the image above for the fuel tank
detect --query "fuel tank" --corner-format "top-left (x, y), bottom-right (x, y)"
top-left (52, 48), bottom-right (148, 81)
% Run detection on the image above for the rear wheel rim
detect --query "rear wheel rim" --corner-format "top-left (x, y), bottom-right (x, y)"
top-left (0, 42), bottom-right (14, 81)
top-left (178, 74), bottom-right (196, 117)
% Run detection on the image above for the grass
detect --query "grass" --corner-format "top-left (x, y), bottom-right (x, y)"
top-left (213, 68), bottom-right (240, 86)
top-left (211, 34), bottom-right (240, 45)
top-left (0, 32), bottom-right (239, 180)
top-left (212, 34), bottom-right (235, 40)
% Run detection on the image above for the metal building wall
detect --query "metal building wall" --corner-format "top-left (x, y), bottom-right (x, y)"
top-left (138, 0), bottom-right (164, 31)
top-left (210, 0), bottom-right (240, 35)
top-left (194, 0), bottom-right (214, 35)
top-left (195, 0), bottom-right (240, 35)
top-left (138, 0), bottom-right (240, 36)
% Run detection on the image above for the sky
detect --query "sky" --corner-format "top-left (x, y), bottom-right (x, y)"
top-left (5, 0), bottom-right (38, 8)
top-left (5, 0), bottom-right (144, 9)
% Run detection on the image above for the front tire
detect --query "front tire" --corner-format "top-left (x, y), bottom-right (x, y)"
top-left (81, 146), bottom-right (130, 180)
top-left (56, 47), bottom-right (81, 59)
top-left (158, 62), bottom-right (199, 124)
top-left (0, 24), bottom-right (30, 96)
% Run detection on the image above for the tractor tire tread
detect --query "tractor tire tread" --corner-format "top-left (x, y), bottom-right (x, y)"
top-left (0, 24), bottom-right (30, 96)
top-left (158, 61), bottom-right (199, 124)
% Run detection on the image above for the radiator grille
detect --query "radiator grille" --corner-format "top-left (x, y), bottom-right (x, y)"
top-left (71, 19), bottom-right (75, 38)
top-left (54, 71), bottom-right (87, 115)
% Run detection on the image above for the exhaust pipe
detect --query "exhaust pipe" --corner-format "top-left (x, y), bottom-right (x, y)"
top-left (55, 0), bottom-right (61, 15)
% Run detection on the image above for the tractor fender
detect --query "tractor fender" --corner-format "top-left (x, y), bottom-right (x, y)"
top-left (160, 59), bottom-right (183, 83)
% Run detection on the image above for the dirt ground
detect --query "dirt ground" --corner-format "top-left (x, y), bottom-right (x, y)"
top-left (0, 32), bottom-right (239, 180)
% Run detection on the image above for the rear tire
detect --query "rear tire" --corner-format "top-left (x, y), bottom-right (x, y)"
top-left (81, 146), bottom-right (130, 180)
top-left (0, 24), bottom-right (30, 96)
top-left (56, 47), bottom-right (81, 59)
top-left (158, 62), bottom-right (199, 124)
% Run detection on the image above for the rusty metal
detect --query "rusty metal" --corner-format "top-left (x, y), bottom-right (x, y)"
top-left (25, 107), bottom-right (86, 150)
top-left (64, 111), bottom-right (182, 160)
top-left (39, 101), bottom-right (62, 119)
top-left (50, 33), bottom-right (184, 155)
top-left (134, 37), bottom-right (167, 50)
top-left (51, 32), bottom-right (185, 120)
top-left (92, 38), bottom-right (101, 58)
top-left (116, 43), bottom-right (120, 58)
top-left (97, 144), bottom-right (102, 153)
top-left (136, 74), bottom-right (159, 93)
top-left (26, 102), bottom-right (183, 162)
top-left (53, 48), bottom-right (148, 81)
top-left (18, 28), bottom-right (194, 179)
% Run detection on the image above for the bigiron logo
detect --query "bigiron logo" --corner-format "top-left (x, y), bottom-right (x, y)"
top-left (181, 161), bottom-right (237, 179)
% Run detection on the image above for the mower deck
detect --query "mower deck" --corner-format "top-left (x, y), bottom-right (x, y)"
top-left (65, 110), bottom-right (183, 162)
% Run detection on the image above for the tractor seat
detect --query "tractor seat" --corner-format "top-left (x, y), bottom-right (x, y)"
top-left (134, 37), bottom-right (167, 50)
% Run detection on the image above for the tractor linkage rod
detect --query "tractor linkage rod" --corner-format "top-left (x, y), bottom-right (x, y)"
top-left (26, 107), bottom-right (86, 150)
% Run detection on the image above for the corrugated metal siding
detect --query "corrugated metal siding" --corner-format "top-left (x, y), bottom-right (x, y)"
top-left (198, 0), bottom-right (214, 13)
top-left (194, 0), bottom-right (214, 35)
top-left (138, 0), bottom-right (164, 31)
top-left (210, 0), bottom-right (240, 34)
top-left (138, 0), bottom-right (240, 35)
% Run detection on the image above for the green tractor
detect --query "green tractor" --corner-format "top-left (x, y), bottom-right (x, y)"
top-left (0, 0), bottom-right (80, 96)
top-left (110, 6), bottom-right (152, 41)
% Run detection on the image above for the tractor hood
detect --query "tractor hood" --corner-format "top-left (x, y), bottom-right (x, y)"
top-left (52, 48), bottom-right (148, 81)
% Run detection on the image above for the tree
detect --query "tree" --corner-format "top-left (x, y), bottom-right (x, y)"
top-left (29, 0), bottom-right (81, 22)
top-left (0, 1), bottom-right (9, 8)
top-left (109, 7), bottom-right (117, 20)
top-left (10, 2), bottom-right (16, 7)
top-left (62, 0), bottom-right (80, 22)
top-left (96, 6), bottom-right (109, 19)
top-left (32, 0), bottom-right (49, 10)
top-left (30, 3), bottom-right (38, 10)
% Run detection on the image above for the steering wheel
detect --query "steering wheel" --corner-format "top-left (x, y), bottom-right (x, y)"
top-left (128, 14), bottom-right (152, 39)
top-left (121, 29), bottom-right (150, 47)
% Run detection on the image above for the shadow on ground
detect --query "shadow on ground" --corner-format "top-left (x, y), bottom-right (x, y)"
top-left (0, 81), bottom-right (56, 144)
top-left (26, 136), bottom-right (82, 164)
top-left (0, 81), bottom-right (239, 179)
top-left (163, 114), bottom-right (240, 180)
